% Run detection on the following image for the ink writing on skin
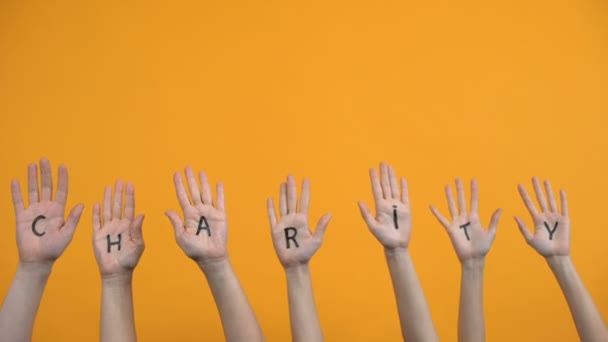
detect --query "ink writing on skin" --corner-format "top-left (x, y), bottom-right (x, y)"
top-left (460, 222), bottom-right (471, 241)
top-left (284, 227), bottom-right (299, 249)
top-left (197, 216), bottom-right (211, 237)
top-left (107, 234), bottom-right (122, 253)
top-left (393, 205), bottom-right (399, 229)
top-left (32, 215), bottom-right (46, 237)
top-left (544, 221), bottom-right (559, 240)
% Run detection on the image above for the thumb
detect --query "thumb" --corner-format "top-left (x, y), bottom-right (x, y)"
top-left (357, 201), bottom-right (375, 227)
top-left (313, 213), bottom-right (332, 242)
top-left (514, 216), bottom-right (533, 243)
top-left (131, 214), bottom-right (145, 242)
top-left (165, 210), bottom-right (184, 236)
top-left (63, 203), bottom-right (85, 238)
top-left (488, 208), bottom-right (503, 238)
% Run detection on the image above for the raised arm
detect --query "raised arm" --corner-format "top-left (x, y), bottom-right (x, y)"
top-left (165, 167), bottom-right (264, 342)
top-left (0, 159), bottom-right (84, 342)
top-left (430, 179), bottom-right (502, 342)
top-left (357, 162), bottom-right (437, 342)
top-left (93, 181), bottom-right (145, 342)
top-left (266, 176), bottom-right (331, 342)
top-left (515, 177), bottom-right (608, 342)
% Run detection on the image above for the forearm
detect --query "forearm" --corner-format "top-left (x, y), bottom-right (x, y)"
top-left (200, 259), bottom-right (264, 342)
top-left (459, 258), bottom-right (486, 342)
top-left (285, 264), bottom-right (323, 342)
top-left (384, 248), bottom-right (438, 342)
top-left (0, 262), bottom-right (52, 342)
top-left (547, 256), bottom-right (608, 342)
top-left (100, 274), bottom-right (137, 342)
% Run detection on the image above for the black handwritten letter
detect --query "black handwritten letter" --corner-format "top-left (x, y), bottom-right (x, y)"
top-left (393, 205), bottom-right (399, 230)
top-left (459, 222), bottom-right (471, 241)
top-left (284, 227), bottom-right (299, 249)
top-left (107, 234), bottom-right (122, 253)
top-left (32, 215), bottom-right (46, 237)
top-left (197, 216), bottom-right (211, 236)
top-left (543, 222), bottom-right (558, 240)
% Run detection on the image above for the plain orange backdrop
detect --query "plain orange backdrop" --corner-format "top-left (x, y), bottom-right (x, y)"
top-left (0, 0), bottom-right (607, 341)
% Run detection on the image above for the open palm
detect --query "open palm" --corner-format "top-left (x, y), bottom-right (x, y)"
top-left (166, 167), bottom-right (227, 264)
top-left (93, 181), bottom-right (145, 277)
top-left (11, 159), bottom-right (84, 264)
top-left (515, 177), bottom-right (570, 257)
top-left (267, 176), bottom-right (332, 268)
top-left (430, 178), bottom-right (501, 261)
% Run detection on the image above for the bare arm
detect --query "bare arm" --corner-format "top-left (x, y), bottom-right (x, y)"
top-left (267, 176), bottom-right (331, 342)
top-left (0, 159), bottom-right (84, 342)
top-left (430, 178), bottom-right (502, 342)
top-left (515, 177), bottom-right (608, 342)
top-left (358, 163), bottom-right (437, 342)
top-left (166, 168), bottom-right (264, 342)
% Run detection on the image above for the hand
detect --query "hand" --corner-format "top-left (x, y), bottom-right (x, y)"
top-left (92, 181), bottom-right (145, 278)
top-left (10, 158), bottom-right (84, 266)
top-left (166, 167), bottom-right (227, 265)
top-left (430, 178), bottom-right (502, 262)
top-left (515, 177), bottom-right (570, 257)
top-left (267, 175), bottom-right (332, 269)
top-left (358, 162), bottom-right (411, 250)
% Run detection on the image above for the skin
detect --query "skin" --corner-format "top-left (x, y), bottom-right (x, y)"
top-left (515, 177), bottom-right (608, 342)
top-left (93, 180), bottom-right (145, 342)
top-left (430, 178), bottom-right (502, 342)
top-left (266, 176), bottom-right (332, 342)
top-left (165, 167), bottom-right (264, 342)
top-left (0, 159), bottom-right (84, 342)
top-left (358, 162), bottom-right (438, 342)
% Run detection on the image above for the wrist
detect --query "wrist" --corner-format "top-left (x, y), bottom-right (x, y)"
top-left (545, 255), bottom-right (572, 270)
top-left (198, 257), bottom-right (231, 275)
top-left (18, 260), bottom-right (54, 278)
top-left (384, 246), bottom-right (409, 257)
top-left (461, 257), bottom-right (486, 271)
top-left (101, 272), bottom-right (133, 287)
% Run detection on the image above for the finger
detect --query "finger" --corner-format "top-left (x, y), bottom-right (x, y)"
top-left (369, 168), bottom-right (383, 205)
top-left (27, 163), bottom-right (39, 205)
top-left (400, 178), bottom-right (410, 206)
top-left (93, 203), bottom-right (102, 230)
top-left (544, 180), bottom-right (558, 213)
top-left (173, 172), bottom-right (191, 209)
top-left (62, 203), bottom-right (85, 237)
top-left (185, 167), bottom-right (202, 205)
top-left (388, 165), bottom-right (400, 200)
top-left (445, 185), bottom-right (457, 219)
top-left (287, 175), bottom-right (297, 214)
top-left (380, 162), bottom-right (391, 199)
top-left (560, 190), bottom-right (569, 217)
top-left (357, 201), bottom-right (375, 226)
top-left (488, 208), bottom-right (502, 238)
top-left (198, 171), bottom-right (213, 205)
top-left (131, 214), bottom-right (145, 242)
top-left (102, 186), bottom-right (112, 223)
top-left (532, 177), bottom-right (548, 212)
top-left (55, 165), bottom-right (69, 206)
top-left (124, 182), bottom-right (135, 221)
top-left (430, 205), bottom-right (450, 230)
top-left (267, 198), bottom-right (277, 226)
top-left (313, 213), bottom-right (332, 242)
top-left (514, 216), bottom-right (533, 243)
top-left (216, 182), bottom-right (225, 211)
top-left (165, 210), bottom-right (184, 236)
top-left (279, 182), bottom-right (287, 217)
top-left (299, 178), bottom-right (310, 214)
top-left (40, 158), bottom-right (53, 201)
top-left (112, 180), bottom-right (124, 220)
top-left (456, 178), bottom-right (467, 215)
top-left (11, 180), bottom-right (25, 214)
top-left (471, 178), bottom-right (479, 214)
top-left (518, 183), bottom-right (539, 217)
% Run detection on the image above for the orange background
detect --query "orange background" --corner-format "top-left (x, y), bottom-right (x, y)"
top-left (1, 1), bottom-right (607, 341)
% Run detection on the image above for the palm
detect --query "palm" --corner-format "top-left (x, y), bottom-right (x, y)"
top-left (267, 176), bottom-right (331, 269)
top-left (179, 204), bottom-right (227, 261)
top-left (359, 163), bottom-right (412, 250)
top-left (166, 168), bottom-right (229, 264)
top-left (516, 178), bottom-right (570, 257)
top-left (430, 178), bottom-right (502, 262)
top-left (94, 219), bottom-right (143, 276)
top-left (10, 159), bottom-right (84, 264)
